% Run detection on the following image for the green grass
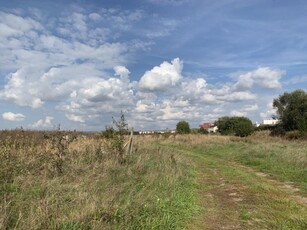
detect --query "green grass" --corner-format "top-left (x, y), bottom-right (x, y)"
top-left (157, 134), bottom-right (307, 229)
top-left (0, 131), bottom-right (198, 229)
top-left (199, 141), bottom-right (307, 195)
top-left (1, 131), bottom-right (306, 229)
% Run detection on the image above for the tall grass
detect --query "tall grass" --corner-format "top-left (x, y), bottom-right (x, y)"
top-left (160, 132), bottom-right (307, 195)
top-left (0, 131), bottom-right (197, 229)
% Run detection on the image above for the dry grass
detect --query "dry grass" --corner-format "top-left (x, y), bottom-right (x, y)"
top-left (0, 130), bottom-right (197, 229)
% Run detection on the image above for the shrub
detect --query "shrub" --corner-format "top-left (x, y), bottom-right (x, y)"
top-left (176, 121), bottom-right (191, 134)
top-left (102, 126), bottom-right (116, 139)
top-left (198, 127), bottom-right (209, 134)
top-left (285, 130), bottom-right (302, 140)
top-left (215, 116), bottom-right (254, 137)
top-left (255, 124), bottom-right (276, 131)
top-left (234, 118), bottom-right (254, 137)
top-left (270, 125), bottom-right (286, 137)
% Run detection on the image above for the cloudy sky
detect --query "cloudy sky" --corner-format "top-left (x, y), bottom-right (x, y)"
top-left (1, 0), bottom-right (307, 131)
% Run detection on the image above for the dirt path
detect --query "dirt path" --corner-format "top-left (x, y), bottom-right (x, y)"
top-left (182, 147), bottom-right (307, 230)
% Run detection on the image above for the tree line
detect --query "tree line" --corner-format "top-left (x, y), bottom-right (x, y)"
top-left (176, 89), bottom-right (307, 137)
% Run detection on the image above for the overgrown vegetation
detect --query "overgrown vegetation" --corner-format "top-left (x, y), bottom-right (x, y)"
top-left (273, 89), bottom-right (307, 133)
top-left (1, 125), bottom-right (306, 229)
top-left (176, 120), bottom-right (191, 134)
top-left (215, 116), bottom-right (254, 137)
top-left (198, 127), bottom-right (209, 134)
top-left (0, 130), bottom-right (197, 229)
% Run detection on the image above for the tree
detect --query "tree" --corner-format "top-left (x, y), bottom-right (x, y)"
top-left (215, 116), bottom-right (254, 137)
top-left (273, 89), bottom-right (307, 132)
top-left (176, 121), bottom-right (191, 134)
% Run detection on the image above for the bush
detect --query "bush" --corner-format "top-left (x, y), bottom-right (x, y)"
top-left (234, 119), bottom-right (254, 137)
top-left (255, 124), bottom-right (276, 131)
top-left (198, 127), bottom-right (209, 134)
top-left (215, 116), bottom-right (254, 137)
top-left (285, 131), bottom-right (302, 140)
top-left (270, 125), bottom-right (286, 137)
top-left (176, 121), bottom-right (191, 134)
top-left (101, 126), bottom-right (116, 139)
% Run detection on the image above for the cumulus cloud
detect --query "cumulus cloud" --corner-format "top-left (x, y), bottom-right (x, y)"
top-left (1, 69), bottom-right (44, 108)
top-left (114, 65), bottom-right (130, 81)
top-left (31, 116), bottom-right (54, 128)
top-left (139, 58), bottom-right (183, 91)
top-left (2, 112), bottom-right (25, 121)
top-left (158, 99), bottom-right (200, 121)
top-left (0, 9), bottom-right (135, 111)
top-left (0, 8), bottom-right (288, 130)
top-left (234, 67), bottom-right (284, 91)
top-left (61, 67), bottom-right (134, 124)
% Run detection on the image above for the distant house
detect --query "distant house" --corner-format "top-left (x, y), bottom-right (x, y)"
top-left (199, 122), bottom-right (218, 133)
top-left (138, 129), bottom-right (176, 135)
top-left (262, 119), bottom-right (279, 125)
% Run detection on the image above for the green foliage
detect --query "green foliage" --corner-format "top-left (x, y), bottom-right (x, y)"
top-left (273, 89), bottom-right (307, 133)
top-left (198, 127), bottom-right (209, 134)
top-left (270, 125), bottom-right (286, 137)
top-left (255, 124), bottom-right (276, 131)
top-left (101, 126), bottom-right (116, 139)
top-left (215, 116), bottom-right (254, 137)
top-left (176, 121), bottom-right (191, 134)
top-left (111, 112), bottom-right (129, 163)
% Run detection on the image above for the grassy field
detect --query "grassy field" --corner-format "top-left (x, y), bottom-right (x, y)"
top-left (0, 131), bottom-right (197, 229)
top-left (158, 133), bottom-right (307, 229)
top-left (1, 130), bottom-right (307, 229)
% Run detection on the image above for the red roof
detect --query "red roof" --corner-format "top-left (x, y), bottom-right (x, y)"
top-left (199, 123), bottom-right (215, 129)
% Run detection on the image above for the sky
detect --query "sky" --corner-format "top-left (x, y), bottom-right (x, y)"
top-left (1, 0), bottom-right (307, 131)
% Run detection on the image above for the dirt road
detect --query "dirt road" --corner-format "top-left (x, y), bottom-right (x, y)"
top-left (178, 146), bottom-right (307, 229)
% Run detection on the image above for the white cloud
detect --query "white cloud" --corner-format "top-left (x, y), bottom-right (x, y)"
top-left (0, 12), bottom-right (42, 37)
top-left (1, 69), bottom-right (44, 108)
top-left (89, 12), bottom-right (102, 21)
top-left (65, 114), bottom-right (85, 123)
top-left (114, 65), bottom-right (130, 81)
top-left (158, 100), bottom-right (199, 121)
top-left (243, 104), bottom-right (258, 111)
top-left (0, 9), bottom-right (289, 130)
top-left (139, 58), bottom-right (183, 91)
top-left (220, 91), bottom-right (256, 102)
top-left (231, 110), bottom-right (247, 117)
top-left (60, 68), bottom-right (134, 124)
top-left (0, 10), bottom-right (133, 111)
top-left (135, 101), bottom-right (157, 113)
top-left (234, 67), bottom-right (284, 91)
top-left (260, 102), bottom-right (276, 119)
top-left (2, 112), bottom-right (25, 121)
top-left (31, 116), bottom-right (54, 128)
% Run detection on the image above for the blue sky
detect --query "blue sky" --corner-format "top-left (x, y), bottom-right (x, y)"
top-left (1, 0), bottom-right (307, 131)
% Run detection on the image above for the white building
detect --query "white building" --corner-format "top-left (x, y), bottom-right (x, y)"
top-left (208, 126), bottom-right (218, 133)
top-left (262, 119), bottom-right (279, 125)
